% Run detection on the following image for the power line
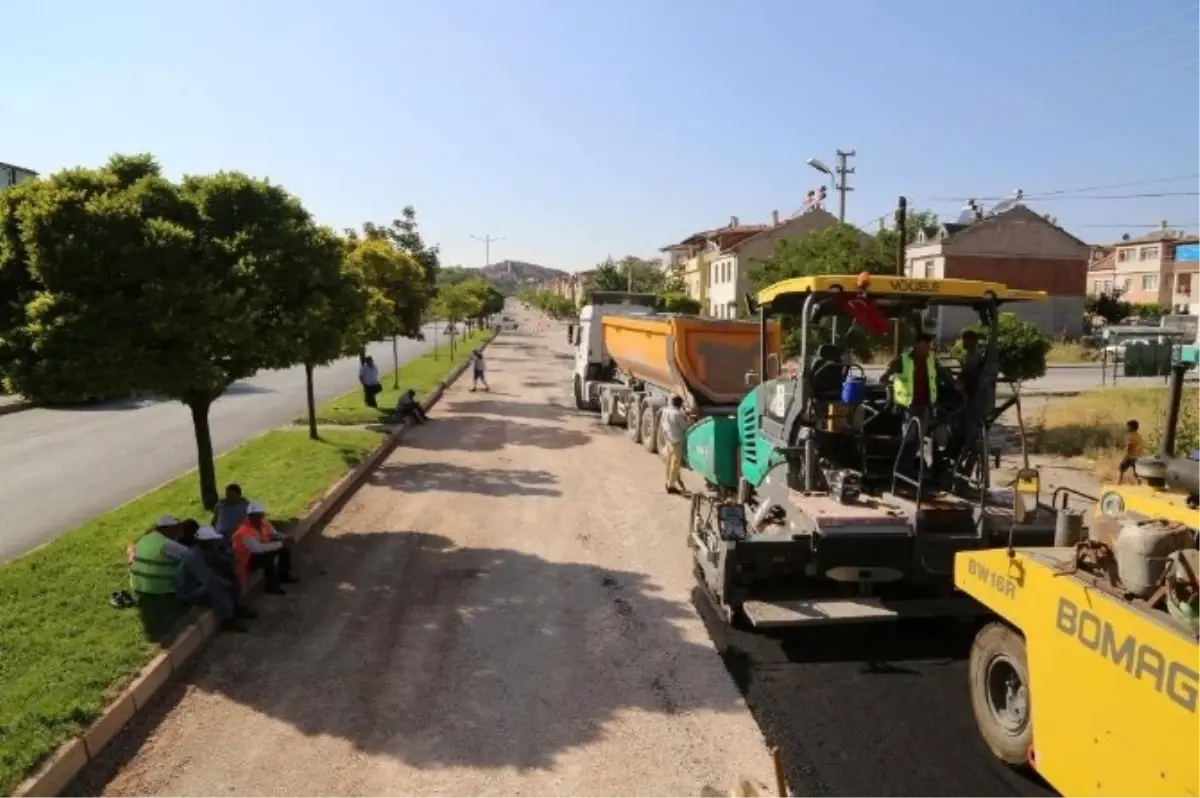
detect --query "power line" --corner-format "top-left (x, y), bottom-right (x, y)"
top-left (924, 190), bottom-right (1198, 203)
top-left (1082, 222), bottom-right (1200, 228)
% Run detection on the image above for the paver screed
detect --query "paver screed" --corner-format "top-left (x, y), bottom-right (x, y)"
top-left (81, 322), bottom-right (774, 797)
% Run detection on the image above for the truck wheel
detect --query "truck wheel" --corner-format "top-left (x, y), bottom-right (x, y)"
top-left (656, 423), bottom-right (669, 458)
top-left (573, 376), bottom-right (588, 411)
top-left (641, 406), bottom-right (659, 453)
top-left (627, 398), bottom-right (644, 443)
top-left (969, 622), bottom-right (1032, 766)
top-left (598, 391), bottom-right (613, 425)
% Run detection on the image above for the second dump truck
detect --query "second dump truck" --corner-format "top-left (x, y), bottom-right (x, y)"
top-left (571, 292), bottom-right (782, 456)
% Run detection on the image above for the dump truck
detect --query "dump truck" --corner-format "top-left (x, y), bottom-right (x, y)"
top-left (572, 299), bottom-right (782, 458)
top-left (955, 348), bottom-right (1198, 797)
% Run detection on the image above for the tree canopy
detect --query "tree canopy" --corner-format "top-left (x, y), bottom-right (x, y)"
top-left (0, 153), bottom-right (437, 507)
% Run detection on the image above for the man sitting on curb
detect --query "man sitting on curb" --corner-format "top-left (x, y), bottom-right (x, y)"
top-left (231, 501), bottom-right (297, 595)
top-left (178, 526), bottom-right (255, 632)
top-left (127, 514), bottom-right (189, 598)
top-left (211, 482), bottom-right (249, 540)
top-left (391, 388), bottom-right (429, 425)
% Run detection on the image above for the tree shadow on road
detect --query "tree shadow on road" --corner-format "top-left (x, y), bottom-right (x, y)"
top-left (449, 399), bottom-right (571, 422)
top-left (401, 415), bottom-right (591, 452)
top-left (369, 461), bottom-right (562, 497)
top-left (75, 531), bottom-right (751, 788)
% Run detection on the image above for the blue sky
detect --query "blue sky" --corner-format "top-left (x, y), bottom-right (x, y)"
top-left (3, 0), bottom-right (1198, 271)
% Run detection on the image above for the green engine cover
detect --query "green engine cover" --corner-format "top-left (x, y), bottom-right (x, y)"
top-left (684, 415), bottom-right (740, 489)
top-left (738, 384), bottom-right (781, 488)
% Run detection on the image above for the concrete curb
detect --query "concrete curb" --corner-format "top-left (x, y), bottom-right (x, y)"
top-left (0, 399), bottom-right (34, 417)
top-left (11, 329), bottom-right (499, 798)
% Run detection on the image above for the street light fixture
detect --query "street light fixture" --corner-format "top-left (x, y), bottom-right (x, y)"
top-left (806, 151), bottom-right (855, 222)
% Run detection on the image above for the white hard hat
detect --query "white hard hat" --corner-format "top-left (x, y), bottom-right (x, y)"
top-left (246, 501), bottom-right (266, 515)
top-left (195, 525), bottom-right (222, 541)
top-left (155, 514), bottom-right (179, 528)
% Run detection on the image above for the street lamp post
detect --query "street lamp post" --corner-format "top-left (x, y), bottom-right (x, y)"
top-left (470, 233), bottom-right (506, 268)
top-left (806, 150), bottom-right (856, 222)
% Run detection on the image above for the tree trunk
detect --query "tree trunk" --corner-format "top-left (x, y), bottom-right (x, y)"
top-left (188, 396), bottom-right (219, 509)
top-left (391, 336), bottom-right (399, 388)
top-left (305, 362), bottom-right (319, 441)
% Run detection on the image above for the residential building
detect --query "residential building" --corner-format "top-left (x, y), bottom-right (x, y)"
top-left (1086, 225), bottom-right (1198, 315)
top-left (0, 161), bottom-right (37, 190)
top-left (905, 203), bottom-right (1091, 339)
top-left (707, 209), bottom-right (849, 318)
top-left (660, 217), bottom-right (769, 311)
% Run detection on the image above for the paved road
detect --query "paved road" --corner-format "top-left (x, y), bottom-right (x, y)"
top-left (78, 316), bottom-right (1052, 797)
top-left (0, 326), bottom-right (458, 563)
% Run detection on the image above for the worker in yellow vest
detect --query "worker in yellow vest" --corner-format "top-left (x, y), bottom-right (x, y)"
top-left (882, 333), bottom-right (959, 433)
top-left (127, 514), bottom-right (188, 596)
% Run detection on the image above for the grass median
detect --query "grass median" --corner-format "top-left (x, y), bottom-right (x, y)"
top-left (1029, 385), bottom-right (1199, 480)
top-left (307, 329), bottom-right (492, 425)
top-left (0, 426), bottom-right (386, 794)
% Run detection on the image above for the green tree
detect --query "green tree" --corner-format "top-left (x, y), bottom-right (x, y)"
top-left (1086, 292), bottom-right (1132, 326)
top-left (437, 265), bottom-right (478, 287)
top-left (659, 292), bottom-right (701, 314)
top-left (432, 282), bottom-right (484, 357)
top-left (349, 207), bottom-right (439, 337)
top-left (955, 312), bottom-right (1051, 383)
top-left (748, 222), bottom-right (901, 361)
top-left (281, 226), bottom-right (366, 440)
top-left (590, 256), bottom-right (666, 294)
top-left (345, 235), bottom-right (429, 356)
top-left (0, 154), bottom-right (346, 507)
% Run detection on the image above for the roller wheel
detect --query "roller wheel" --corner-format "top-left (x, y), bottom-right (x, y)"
top-left (968, 622), bottom-right (1032, 766)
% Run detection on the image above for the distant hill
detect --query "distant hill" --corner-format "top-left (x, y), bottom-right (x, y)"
top-left (479, 260), bottom-right (567, 294)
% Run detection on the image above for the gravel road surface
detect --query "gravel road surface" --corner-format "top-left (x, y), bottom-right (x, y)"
top-left (75, 315), bottom-right (1057, 797)
top-left (0, 328), bottom-right (449, 562)
top-left (77, 321), bottom-right (776, 797)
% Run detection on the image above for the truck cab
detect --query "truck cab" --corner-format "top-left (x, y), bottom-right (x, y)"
top-left (572, 293), bottom-right (658, 410)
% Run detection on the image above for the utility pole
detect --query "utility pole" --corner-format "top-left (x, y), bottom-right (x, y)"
top-left (894, 196), bottom-right (907, 357)
top-left (470, 233), bottom-right (505, 268)
top-left (834, 150), bottom-right (856, 223)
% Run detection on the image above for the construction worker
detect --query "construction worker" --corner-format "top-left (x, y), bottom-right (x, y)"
top-left (127, 514), bottom-right (188, 596)
top-left (231, 501), bottom-right (297, 595)
top-left (883, 333), bottom-right (957, 431)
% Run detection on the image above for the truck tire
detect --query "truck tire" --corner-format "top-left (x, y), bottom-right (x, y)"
top-left (641, 405), bottom-right (660, 453)
top-left (968, 622), bottom-right (1032, 766)
top-left (599, 391), bottom-right (618, 426)
top-left (627, 397), bottom-right (644, 443)
top-left (574, 375), bottom-right (588, 411)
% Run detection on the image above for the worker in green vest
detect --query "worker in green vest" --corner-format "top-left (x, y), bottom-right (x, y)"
top-left (127, 514), bottom-right (188, 596)
top-left (883, 333), bottom-right (958, 431)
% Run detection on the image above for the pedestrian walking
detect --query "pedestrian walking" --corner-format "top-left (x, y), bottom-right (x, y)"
top-left (359, 355), bottom-right (382, 408)
top-left (660, 395), bottom-right (688, 495)
top-left (470, 349), bottom-right (490, 392)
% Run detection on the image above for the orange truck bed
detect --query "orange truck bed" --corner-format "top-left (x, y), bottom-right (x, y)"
top-left (601, 314), bottom-right (782, 405)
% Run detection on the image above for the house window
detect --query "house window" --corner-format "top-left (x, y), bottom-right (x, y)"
top-left (1103, 280), bottom-right (1113, 293)
top-left (1122, 278), bottom-right (1131, 292)
top-left (1092, 280), bottom-right (1101, 294)
top-left (923, 260), bottom-right (934, 278)
top-left (711, 264), bottom-right (719, 284)
top-left (1139, 246), bottom-right (1160, 261)
top-left (1117, 249), bottom-right (1135, 262)
top-left (727, 301), bottom-right (738, 319)
top-left (1141, 274), bottom-right (1158, 291)
top-left (1178, 274), bottom-right (1193, 296)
